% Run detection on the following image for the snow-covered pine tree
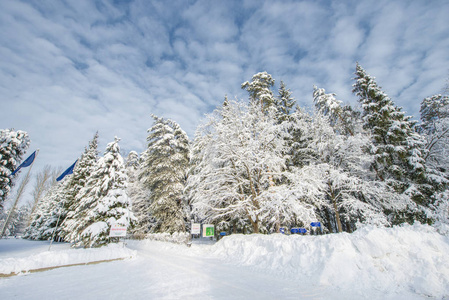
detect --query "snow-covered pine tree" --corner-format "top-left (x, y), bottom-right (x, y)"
top-left (141, 116), bottom-right (189, 234)
top-left (0, 129), bottom-right (30, 210)
top-left (241, 71), bottom-right (276, 112)
top-left (313, 86), bottom-right (360, 136)
top-left (286, 107), bottom-right (318, 169)
top-left (60, 132), bottom-right (99, 242)
top-left (275, 81), bottom-right (296, 122)
top-left (73, 137), bottom-right (134, 247)
top-left (352, 64), bottom-right (430, 223)
top-left (352, 64), bottom-right (426, 191)
top-left (127, 151), bottom-right (152, 238)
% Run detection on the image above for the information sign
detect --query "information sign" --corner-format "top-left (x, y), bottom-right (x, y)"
top-left (191, 223), bottom-right (201, 235)
top-left (109, 224), bottom-right (127, 237)
top-left (280, 227), bottom-right (286, 234)
top-left (310, 222), bottom-right (321, 227)
top-left (202, 224), bottom-right (215, 237)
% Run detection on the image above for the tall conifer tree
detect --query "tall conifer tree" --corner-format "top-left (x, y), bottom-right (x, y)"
top-left (352, 63), bottom-right (426, 190)
top-left (73, 137), bottom-right (134, 247)
top-left (60, 132), bottom-right (99, 242)
top-left (141, 116), bottom-right (190, 234)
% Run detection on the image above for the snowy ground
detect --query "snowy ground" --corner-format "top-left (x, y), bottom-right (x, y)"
top-left (1, 223), bottom-right (449, 299)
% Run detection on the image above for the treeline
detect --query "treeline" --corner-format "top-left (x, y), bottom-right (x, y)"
top-left (3, 63), bottom-right (448, 246)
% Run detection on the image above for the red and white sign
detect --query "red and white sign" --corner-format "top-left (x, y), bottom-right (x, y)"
top-left (191, 223), bottom-right (201, 235)
top-left (109, 225), bottom-right (127, 237)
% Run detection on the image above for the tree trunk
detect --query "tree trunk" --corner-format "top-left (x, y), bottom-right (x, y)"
top-left (332, 199), bottom-right (343, 233)
top-left (328, 182), bottom-right (343, 233)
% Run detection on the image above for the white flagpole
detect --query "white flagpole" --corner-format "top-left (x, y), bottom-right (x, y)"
top-left (0, 149), bottom-right (39, 238)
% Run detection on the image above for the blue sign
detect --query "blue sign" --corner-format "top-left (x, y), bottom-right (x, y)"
top-left (291, 228), bottom-right (299, 234)
top-left (219, 232), bottom-right (227, 236)
top-left (280, 227), bottom-right (285, 234)
top-left (299, 228), bottom-right (307, 234)
top-left (310, 222), bottom-right (321, 227)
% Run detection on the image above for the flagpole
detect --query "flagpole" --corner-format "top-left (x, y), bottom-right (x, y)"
top-left (0, 149), bottom-right (39, 238)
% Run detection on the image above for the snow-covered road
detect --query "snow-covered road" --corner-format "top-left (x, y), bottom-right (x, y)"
top-left (0, 239), bottom-right (325, 300)
top-left (1, 223), bottom-right (449, 300)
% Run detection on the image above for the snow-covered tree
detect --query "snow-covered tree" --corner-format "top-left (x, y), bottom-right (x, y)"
top-left (275, 81), bottom-right (296, 121)
top-left (127, 151), bottom-right (152, 237)
top-left (60, 132), bottom-right (99, 242)
top-left (29, 165), bottom-right (54, 226)
top-left (72, 137), bottom-right (135, 247)
top-left (352, 64), bottom-right (426, 192)
top-left (241, 72), bottom-right (276, 112)
top-left (419, 94), bottom-right (449, 177)
top-left (0, 204), bottom-right (30, 236)
top-left (188, 99), bottom-right (319, 233)
top-left (352, 64), bottom-right (432, 224)
top-left (291, 106), bottom-right (389, 232)
top-left (140, 116), bottom-right (189, 234)
top-left (0, 129), bottom-right (30, 210)
top-left (313, 86), bottom-right (360, 136)
top-left (24, 175), bottom-right (65, 240)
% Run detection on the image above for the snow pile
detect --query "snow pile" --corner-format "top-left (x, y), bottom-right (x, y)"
top-left (145, 232), bottom-right (190, 244)
top-left (0, 243), bottom-right (136, 275)
top-left (211, 223), bottom-right (449, 298)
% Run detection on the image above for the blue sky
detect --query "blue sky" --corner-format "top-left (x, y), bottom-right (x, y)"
top-left (1, 0), bottom-right (449, 192)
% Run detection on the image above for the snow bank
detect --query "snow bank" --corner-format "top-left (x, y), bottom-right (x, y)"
top-left (0, 243), bottom-right (136, 275)
top-left (145, 232), bottom-right (190, 244)
top-left (211, 223), bottom-right (449, 298)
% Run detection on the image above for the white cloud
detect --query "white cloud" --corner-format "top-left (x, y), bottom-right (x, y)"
top-left (0, 0), bottom-right (448, 204)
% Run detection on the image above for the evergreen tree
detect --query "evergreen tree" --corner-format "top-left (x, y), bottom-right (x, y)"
top-left (0, 129), bottom-right (30, 210)
top-left (127, 151), bottom-right (152, 237)
top-left (352, 63), bottom-right (426, 191)
top-left (60, 132), bottom-right (99, 242)
top-left (241, 72), bottom-right (276, 112)
top-left (276, 81), bottom-right (296, 121)
top-left (73, 137), bottom-right (135, 247)
top-left (313, 86), bottom-right (359, 136)
top-left (141, 116), bottom-right (190, 234)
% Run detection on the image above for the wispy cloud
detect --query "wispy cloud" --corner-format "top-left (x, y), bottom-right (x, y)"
top-left (0, 0), bottom-right (448, 191)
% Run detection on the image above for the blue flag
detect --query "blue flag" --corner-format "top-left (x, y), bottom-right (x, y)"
top-left (11, 151), bottom-right (37, 176)
top-left (56, 159), bottom-right (78, 182)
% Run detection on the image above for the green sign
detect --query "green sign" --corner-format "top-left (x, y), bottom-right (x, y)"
top-left (202, 224), bottom-right (214, 237)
